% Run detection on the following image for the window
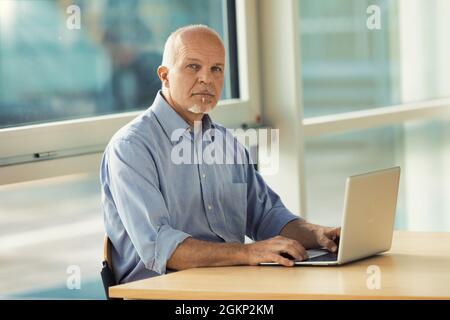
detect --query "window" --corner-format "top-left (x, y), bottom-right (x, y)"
top-left (0, 0), bottom-right (239, 129)
top-left (300, 0), bottom-right (450, 117)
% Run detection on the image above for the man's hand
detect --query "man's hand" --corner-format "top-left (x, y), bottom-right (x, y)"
top-left (245, 235), bottom-right (309, 267)
top-left (280, 219), bottom-right (341, 253)
top-left (308, 224), bottom-right (341, 252)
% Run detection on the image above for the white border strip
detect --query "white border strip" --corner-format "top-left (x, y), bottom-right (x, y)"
top-left (303, 98), bottom-right (450, 137)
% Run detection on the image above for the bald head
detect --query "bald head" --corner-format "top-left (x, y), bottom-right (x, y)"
top-left (161, 25), bottom-right (225, 68)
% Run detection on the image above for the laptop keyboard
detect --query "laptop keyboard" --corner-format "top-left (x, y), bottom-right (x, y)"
top-left (303, 252), bottom-right (338, 262)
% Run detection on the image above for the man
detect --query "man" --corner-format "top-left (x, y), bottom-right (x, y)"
top-left (100, 25), bottom-right (340, 284)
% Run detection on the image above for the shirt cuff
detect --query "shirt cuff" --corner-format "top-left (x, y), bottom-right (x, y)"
top-left (149, 225), bottom-right (191, 275)
top-left (258, 211), bottom-right (303, 240)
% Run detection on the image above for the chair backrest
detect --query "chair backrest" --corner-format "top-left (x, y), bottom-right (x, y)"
top-left (100, 234), bottom-right (118, 299)
top-left (103, 234), bottom-right (113, 271)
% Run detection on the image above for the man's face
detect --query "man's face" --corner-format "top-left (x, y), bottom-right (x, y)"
top-left (163, 31), bottom-right (225, 116)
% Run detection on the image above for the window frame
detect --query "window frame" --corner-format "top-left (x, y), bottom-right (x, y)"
top-left (303, 97), bottom-right (450, 137)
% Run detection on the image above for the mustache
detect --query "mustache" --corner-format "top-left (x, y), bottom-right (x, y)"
top-left (191, 91), bottom-right (215, 97)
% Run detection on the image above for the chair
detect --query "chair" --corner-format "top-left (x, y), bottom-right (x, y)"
top-left (100, 234), bottom-right (118, 300)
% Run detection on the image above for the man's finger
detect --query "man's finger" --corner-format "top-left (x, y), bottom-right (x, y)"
top-left (285, 240), bottom-right (309, 260)
top-left (279, 244), bottom-right (305, 261)
top-left (273, 238), bottom-right (308, 261)
top-left (324, 227), bottom-right (341, 240)
top-left (318, 236), bottom-right (338, 252)
top-left (272, 254), bottom-right (294, 267)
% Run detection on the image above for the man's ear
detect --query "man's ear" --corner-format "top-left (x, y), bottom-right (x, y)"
top-left (157, 66), bottom-right (170, 88)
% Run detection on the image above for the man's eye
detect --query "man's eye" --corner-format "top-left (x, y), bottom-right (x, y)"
top-left (212, 66), bottom-right (223, 72)
top-left (187, 64), bottom-right (200, 70)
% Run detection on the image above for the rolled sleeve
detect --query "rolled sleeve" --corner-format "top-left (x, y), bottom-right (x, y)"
top-left (106, 136), bottom-right (191, 275)
top-left (252, 195), bottom-right (301, 240)
top-left (152, 225), bottom-right (191, 274)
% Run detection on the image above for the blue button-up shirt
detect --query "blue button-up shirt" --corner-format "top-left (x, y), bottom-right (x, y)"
top-left (100, 91), bottom-right (301, 284)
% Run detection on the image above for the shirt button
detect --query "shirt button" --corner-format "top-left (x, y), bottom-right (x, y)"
top-left (202, 174), bottom-right (206, 178)
top-left (208, 204), bottom-right (212, 211)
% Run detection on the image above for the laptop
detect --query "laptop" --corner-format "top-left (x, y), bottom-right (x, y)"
top-left (260, 166), bottom-right (401, 266)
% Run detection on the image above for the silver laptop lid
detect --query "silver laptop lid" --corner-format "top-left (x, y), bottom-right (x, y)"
top-left (338, 167), bottom-right (401, 264)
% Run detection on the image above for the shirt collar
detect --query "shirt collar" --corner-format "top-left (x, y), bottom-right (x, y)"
top-left (150, 91), bottom-right (215, 145)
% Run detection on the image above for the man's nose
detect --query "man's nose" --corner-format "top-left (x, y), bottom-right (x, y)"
top-left (197, 68), bottom-right (213, 84)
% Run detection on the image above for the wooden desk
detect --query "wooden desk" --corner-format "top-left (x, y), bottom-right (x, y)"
top-left (109, 231), bottom-right (450, 299)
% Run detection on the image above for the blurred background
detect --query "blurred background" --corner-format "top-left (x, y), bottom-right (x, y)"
top-left (1, 0), bottom-right (449, 299)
